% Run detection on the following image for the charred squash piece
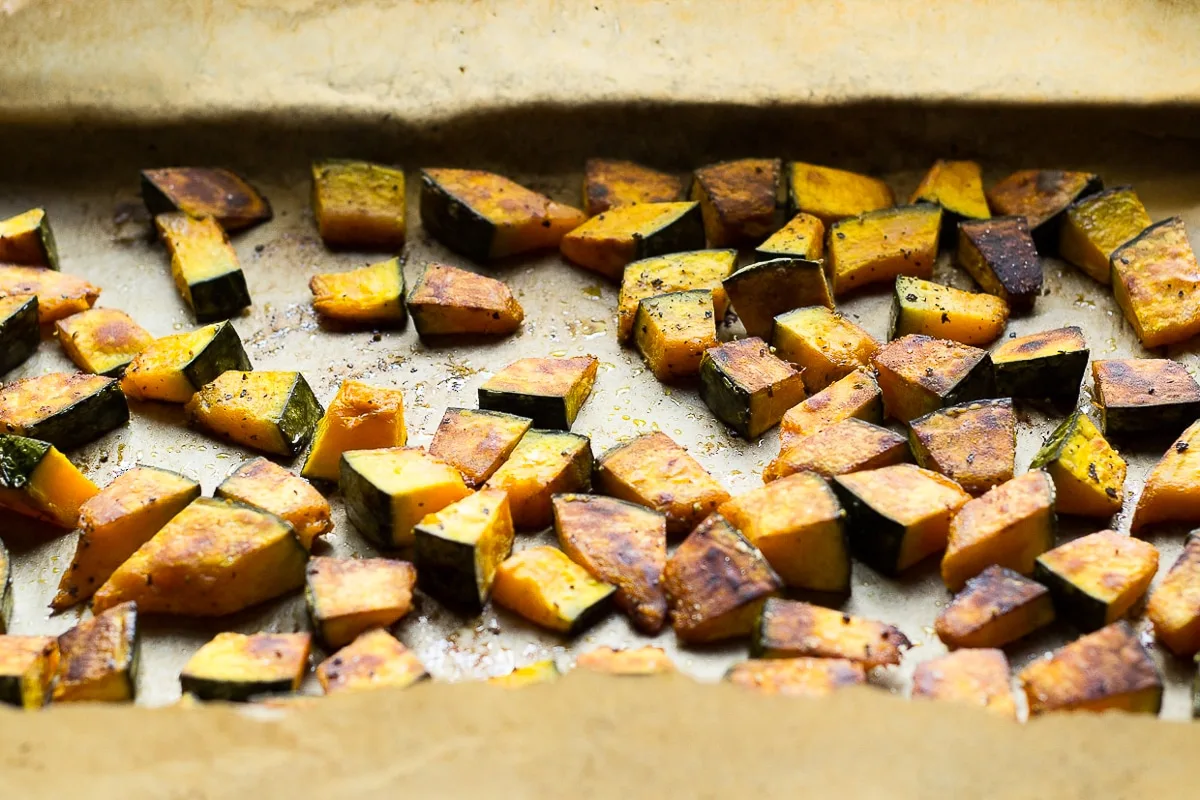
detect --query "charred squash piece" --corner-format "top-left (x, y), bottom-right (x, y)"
top-left (771, 306), bottom-right (880, 393)
top-left (911, 649), bottom-right (1016, 719)
top-left (0, 636), bottom-right (58, 708)
top-left (1146, 533), bottom-right (1200, 656)
top-left (786, 162), bottom-right (894, 225)
top-left (935, 565), bottom-right (1054, 649)
top-left (956, 217), bottom-right (1042, 311)
top-left (414, 488), bottom-right (514, 611)
top-left (1034, 530), bottom-right (1158, 632)
top-left (583, 158), bottom-right (685, 216)
top-left (0, 540), bottom-right (10, 633)
top-left (1030, 411), bottom-right (1126, 518)
top-left (690, 158), bottom-right (784, 247)
top-left (827, 204), bottom-right (942, 297)
top-left (726, 657), bottom-right (866, 697)
top-left (156, 212), bottom-right (251, 322)
top-left (120, 321), bottom-right (250, 404)
top-left (756, 212), bottom-right (825, 261)
top-left (719, 471), bottom-right (849, 594)
top-left (723, 258), bottom-right (833, 339)
top-left (1019, 621), bottom-right (1161, 716)
top-left (909, 160), bottom-right (990, 230)
top-left (575, 646), bottom-right (676, 676)
top-left (633, 289), bottom-right (718, 381)
top-left (1058, 186), bottom-right (1150, 284)
top-left (617, 249), bottom-right (736, 342)
top-left (340, 447), bottom-right (471, 547)
top-left (52, 465), bottom-right (200, 610)
top-left (407, 263), bottom-right (523, 338)
top-left (311, 159), bottom-right (406, 250)
top-left (142, 167), bottom-right (272, 232)
top-left (483, 430), bottom-right (592, 530)
top-left (872, 334), bottom-right (993, 423)
top-left (91, 497), bottom-right (307, 616)
top-left (420, 168), bottom-right (586, 261)
top-left (662, 513), bottom-right (780, 644)
top-left (0, 372), bottom-right (128, 451)
top-left (478, 355), bottom-right (598, 431)
top-left (1110, 217), bottom-right (1200, 348)
top-left (55, 308), bottom-right (153, 377)
top-left (553, 494), bottom-right (668, 634)
top-left (185, 370), bottom-right (323, 457)
top-left (0, 265), bottom-right (99, 323)
top-left (53, 602), bottom-right (138, 703)
top-left (594, 431), bottom-right (729, 536)
top-left (180, 632), bottom-right (310, 703)
top-left (1130, 420), bottom-right (1200, 533)
top-left (990, 326), bottom-right (1088, 402)
top-left (309, 257), bottom-right (407, 327)
top-left (764, 418), bottom-right (910, 482)
top-left (0, 208), bottom-right (59, 269)
top-left (491, 545), bottom-right (615, 635)
top-left (752, 598), bottom-right (910, 667)
top-left (1092, 358), bottom-right (1200, 437)
top-left (985, 169), bottom-right (1102, 253)
top-left (305, 556), bottom-right (416, 649)
top-left (832, 463), bottom-right (971, 575)
top-left (0, 295), bottom-right (38, 375)
top-left (216, 458), bottom-right (331, 549)
top-left (302, 381), bottom-right (408, 482)
top-left (0, 433), bottom-right (97, 527)
top-left (427, 408), bottom-right (530, 488)
top-left (317, 629), bottom-right (427, 695)
top-left (941, 471), bottom-right (1056, 591)
top-left (559, 201), bottom-right (705, 281)
top-left (698, 337), bottom-right (806, 439)
top-left (890, 276), bottom-right (1008, 347)
top-left (779, 367), bottom-right (882, 446)
top-left (488, 660), bottom-right (561, 687)
top-left (908, 399), bottom-right (1016, 495)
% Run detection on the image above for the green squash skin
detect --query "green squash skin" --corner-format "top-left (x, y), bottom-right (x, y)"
top-left (418, 172), bottom-right (496, 261)
top-left (187, 270), bottom-right (252, 323)
top-left (1030, 412), bottom-right (1083, 470)
top-left (1033, 560), bottom-right (1111, 633)
top-left (563, 587), bottom-right (617, 637)
top-left (181, 321), bottom-right (252, 391)
top-left (477, 389), bottom-right (573, 431)
top-left (0, 296), bottom-right (39, 375)
top-left (1099, 400), bottom-right (1200, 438)
top-left (994, 348), bottom-right (1089, 402)
top-left (631, 203), bottom-right (706, 262)
top-left (940, 353), bottom-right (995, 410)
top-left (723, 257), bottom-right (829, 340)
top-left (34, 215), bottom-right (60, 271)
top-left (338, 454), bottom-right (395, 548)
top-left (19, 378), bottom-right (130, 451)
top-left (274, 375), bottom-right (324, 458)
top-left (0, 538), bottom-right (11, 634)
top-left (0, 433), bottom-right (50, 490)
top-left (0, 675), bottom-right (34, 708)
top-left (697, 352), bottom-right (755, 438)
top-left (140, 171), bottom-right (272, 233)
top-left (830, 478), bottom-right (909, 576)
top-left (413, 525), bottom-right (489, 612)
top-left (179, 674), bottom-right (294, 703)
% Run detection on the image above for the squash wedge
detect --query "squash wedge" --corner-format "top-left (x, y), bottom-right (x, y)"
top-left (908, 399), bottom-right (1016, 495)
top-left (990, 326), bottom-right (1088, 402)
top-left (0, 265), bottom-right (99, 323)
top-left (216, 457), bottom-right (332, 549)
top-left (310, 257), bottom-right (407, 328)
top-left (141, 167), bottom-right (272, 232)
top-left (340, 447), bottom-right (472, 547)
top-left (311, 159), bottom-right (406, 250)
top-left (764, 417), bottom-right (910, 482)
top-left (53, 601), bottom-right (139, 703)
top-left (1092, 358), bottom-right (1200, 438)
top-left (786, 162), bottom-right (894, 225)
top-left (957, 217), bottom-right (1042, 311)
top-left (0, 636), bottom-right (58, 709)
top-left (0, 372), bottom-right (129, 451)
top-left (935, 565), bottom-right (1055, 649)
top-left (1034, 530), bottom-right (1158, 632)
top-left (185, 370), bottom-right (323, 457)
top-left (301, 381), bottom-right (408, 482)
top-left (1130, 420), bottom-right (1200, 533)
top-left (779, 367), bottom-right (882, 446)
top-left (726, 657), bottom-right (866, 698)
top-left (756, 212), bottom-right (825, 261)
top-left (483, 430), bottom-right (593, 530)
top-left (120, 321), bottom-right (251, 404)
top-left (1146, 533), bottom-right (1200, 656)
top-left (407, 262), bottom-right (523, 338)
top-left (872, 334), bottom-right (993, 423)
top-left (0, 433), bottom-right (98, 527)
top-left (752, 598), bottom-right (910, 667)
top-left (616, 249), bottom-right (736, 342)
top-left (55, 308), bottom-right (153, 377)
top-left (1059, 186), bottom-right (1150, 284)
top-left (180, 632), bottom-right (310, 703)
top-left (414, 488), bottom-right (515, 611)
top-left (827, 204), bottom-right (942, 297)
top-left (0, 295), bottom-right (39, 375)
top-left (690, 158), bottom-right (784, 247)
top-left (890, 276), bottom-right (1008, 347)
top-left (305, 556), bottom-right (416, 648)
top-left (698, 337), bottom-right (806, 439)
top-left (478, 355), bottom-right (598, 431)
top-left (912, 649), bottom-right (1016, 719)
top-left (985, 169), bottom-right (1102, 253)
top-left (1030, 411), bottom-right (1126, 518)
top-left (723, 258), bottom-right (833, 340)
top-left (1110, 217), bottom-right (1200, 348)
top-left (316, 629), bottom-right (428, 695)
top-left (909, 160), bottom-right (990, 231)
top-left (583, 158), bottom-right (685, 216)
top-left (633, 289), bottom-right (718, 381)
top-left (560, 201), bottom-right (705, 281)
top-left (771, 306), bottom-right (879, 393)
top-left (427, 408), bottom-right (530, 488)
top-left (156, 212), bottom-right (251, 322)
top-left (491, 545), bottom-right (615, 635)
top-left (0, 208), bottom-right (59, 269)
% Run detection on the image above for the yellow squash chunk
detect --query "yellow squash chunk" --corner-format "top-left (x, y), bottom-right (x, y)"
top-left (0, 265), bottom-right (99, 323)
top-left (155, 212), bottom-right (251, 323)
top-left (1030, 411), bottom-right (1125, 518)
top-left (827, 204), bottom-right (942, 297)
top-left (872, 334), bottom-right (992, 423)
top-left (698, 337), bottom-right (806, 439)
top-left (890, 276), bottom-right (1008, 346)
top-left (633, 289), bottom-right (718, 381)
top-left (909, 160), bottom-right (990, 224)
top-left (985, 169), bottom-right (1101, 250)
top-left (779, 367), bottom-right (882, 445)
top-left (53, 602), bottom-right (138, 703)
top-left (559, 201), bottom-right (704, 281)
top-left (726, 657), bottom-right (866, 698)
top-left (477, 355), bottom-right (598, 431)
top-left (141, 167), bottom-right (271, 232)
top-left (1131, 420), bottom-right (1200, 532)
top-left (911, 649), bottom-right (1016, 719)
top-left (55, 308), bottom-right (153, 377)
top-left (414, 489), bottom-right (515, 611)
top-left (119, 321), bottom-right (250, 404)
top-left (723, 258), bottom-right (833, 340)
top-left (180, 632), bottom-right (310, 703)
top-left (304, 556), bottom-right (416, 649)
top-left (0, 208), bottom-right (58, 268)
top-left (340, 447), bottom-right (472, 547)
top-left (575, 646), bottom-right (676, 676)
top-left (311, 159), bottom-right (406, 249)
top-left (427, 408), bottom-right (530, 488)
top-left (990, 325), bottom-right (1089, 402)
top-left (771, 306), bottom-right (880, 393)
top-left (316, 629), bottom-right (428, 695)
top-left (483, 430), bottom-right (592, 530)
top-left (488, 660), bottom-right (560, 688)
top-left (1034, 530), bottom-right (1158, 632)
top-left (309, 257), bottom-right (406, 327)
top-left (764, 418), bottom-right (910, 482)
top-left (935, 564), bottom-right (1055, 649)
top-left (786, 162), bottom-right (894, 225)
top-left (690, 158), bottom-right (783, 247)
top-left (302, 381), bottom-right (408, 482)
top-left (407, 263), bottom-right (524, 338)
top-left (908, 399), bottom-right (1016, 495)
top-left (216, 457), bottom-right (332, 549)
top-left (756, 212), bottom-right (825, 260)
top-left (583, 158), bottom-right (685, 216)
top-left (752, 598), bottom-right (910, 667)
top-left (0, 636), bottom-right (59, 709)
top-left (1146, 533), bottom-right (1200, 656)
top-left (1092, 358), bottom-right (1200, 438)
top-left (0, 434), bottom-right (98, 527)
top-left (491, 546), bottom-right (615, 635)
top-left (0, 371), bottom-right (129, 451)
top-left (185, 370), bottom-right (323, 457)
top-left (956, 216), bottom-right (1042, 311)
top-left (616, 249), bottom-right (735, 342)
top-left (1110, 217), bottom-right (1200, 348)
top-left (1058, 186), bottom-right (1150, 284)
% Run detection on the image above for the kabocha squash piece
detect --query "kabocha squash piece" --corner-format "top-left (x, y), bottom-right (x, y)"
top-left (1019, 621), bottom-right (1161, 716)
top-left (155, 212), bottom-right (251, 322)
top-left (420, 168), bottom-right (586, 261)
top-left (0, 372), bottom-right (129, 451)
top-left (0, 540), bottom-right (10, 633)
top-left (216, 458), bottom-right (332, 549)
top-left (553, 494), bottom-right (668, 634)
top-left (0, 265), bottom-right (99, 323)
top-left (890, 277), bottom-right (1008, 347)
top-left (414, 488), bottom-right (514, 611)
top-left (120, 321), bottom-right (250, 404)
top-left (911, 649), bottom-right (1016, 719)
top-left (0, 434), bottom-right (97, 527)
top-left (488, 660), bottom-right (561, 687)
top-left (302, 381), bottom-right (408, 482)
top-left (756, 212), bottom-right (825, 261)
top-left (909, 160), bottom-right (990, 230)
top-left (935, 565), bottom-right (1055, 649)
top-left (407, 263), bottom-right (523, 338)
top-left (779, 367), bottom-right (882, 445)
top-left (718, 472), bottom-right (849, 594)
top-left (427, 408), bottom-right (530, 488)
top-left (309, 258), bottom-right (407, 327)
top-left (582, 158), bottom-right (686, 216)
top-left (726, 657), bottom-right (866, 698)
top-left (52, 465), bottom-right (200, 610)
top-left (786, 162), bottom-right (894, 225)
top-left (180, 632), bottom-right (310, 703)
top-left (832, 464), bottom-right (971, 575)
top-left (771, 306), bottom-right (879, 393)
top-left (340, 447), bottom-right (471, 547)
top-left (633, 290), bottom-right (718, 381)
top-left (483, 430), bottom-right (592, 530)
top-left (872, 335), bottom-right (993, 423)
top-left (908, 399), bottom-right (1016, 495)
top-left (304, 557), bottom-right (416, 649)
top-left (1034, 530), bottom-right (1158, 632)
top-left (185, 370), bottom-right (322, 457)
top-left (491, 546), bottom-right (615, 635)
top-left (956, 217), bottom-right (1042, 311)
top-left (698, 337), bottom-right (806, 439)
top-left (311, 159), bottom-right (406, 249)
top-left (478, 355), bottom-right (598, 431)
top-left (690, 158), bottom-right (784, 247)
top-left (990, 326), bottom-right (1088, 402)
top-left (1092, 359), bottom-right (1200, 438)
top-left (1146, 533), bottom-right (1200, 656)
top-left (0, 295), bottom-right (39, 375)
top-left (316, 629), bottom-right (428, 695)
top-left (593, 431), bottom-right (729, 536)
top-left (91, 497), bottom-right (307, 616)
top-left (141, 167), bottom-right (272, 232)
top-left (0, 636), bottom-right (58, 709)
top-left (1111, 217), bottom-right (1200, 348)
top-left (764, 418), bottom-right (910, 482)
top-left (0, 208), bottom-right (59, 268)
top-left (53, 602), bottom-right (138, 703)
top-left (1130, 420), bottom-right (1200, 533)
top-left (826, 204), bottom-right (942, 297)
top-left (617, 249), bottom-right (736, 342)
top-left (752, 598), bottom-right (910, 667)
top-left (662, 513), bottom-right (780, 644)
top-left (1030, 411), bottom-right (1126, 518)
top-left (941, 471), bottom-right (1056, 591)
top-left (559, 202), bottom-right (705, 281)
top-left (575, 646), bottom-right (676, 676)
top-left (722, 258), bottom-right (833, 340)
top-left (985, 169), bottom-right (1102, 252)
top-left (55, 308), bottom-right (153, 377)
top-left (1058, 186), bottom-right (1150, 284)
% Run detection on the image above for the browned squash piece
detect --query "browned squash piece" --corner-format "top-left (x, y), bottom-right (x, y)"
top-left (0, 208), bottom-right (58, 269)
top-left (0, 371), bottom-right (129, 451)
top-left (1130, 420), bottom-right (1200, 533)
top-left (1111, 217), bottom-right (1200, 348)
top-left (909, 160), bottom-right (990, 229)
top-left (575, 646), bottom-right (676, 676)
top-left (991, 326), bottom-right (1089, 403)
top-left (908, 399), bottom-right (1016, 495)
top-left (779, 367), bottom-right (882, 445)
top-left (956, 217), bottom-right (1043, 311)
top-left (698, 337), bottom-right (806, 439)
top-left (935, 565), bottom-right (1055, 649)
top-left (119, 321), bottom-right (251, 404)
top-left (985, 169), bottom-right (1101, 252)
top-left (0, 265), bottom-right (100, 323)
top-left (316, 629), bottom-right (428, 695)
top-left (142, 167), bottom-right (272, 231)
top-left (309, 257), bottom-right (406, 327)
top-left (1034, 530), bottom-right (1158, 632)
top-left (55, 308), bottom-right (153, 377)
top-left (1058, 186), bottom-right (1150, 284)
top-left (304, 556), bottom-right (416, 649)
top-left (872, 334), bottom-right (993, 423)
top-left (911, 649), bottom-right (1016, 719)
top-left (180, 632), bottom-right (310, 703)
top-left (827, 204), bottom-right (942, 297)
top-left (311, 159), bottom-right (406, 250)
top-left (691, 158), bottom-right (784, 247)
top-left (722, 258), bottom-right (833, 340)
top-left (0, 635), bottom-right (59, 708)
top-left (752, 598), bottom-right (910, 667)
top-left (491, 545), bottom-right (615, 635)
top-left (583, 158), bottom-right (685, 216)
top-left (594, 431), bottom-right (729, 536)
top-left (185, 370), bottom-right (323, 458)
top-left (407, 263), bottom-right (524, 338)
top-left (1092, 358), bottom-right (1200, 438)
top-left (301, 381), bottom-right (408, 483)
top-left (427, 407), bottom-right (531, 487)
top-left (756, 212), bottom-right (825, 260)
top-left (483, 430), bottom-right (592, 530)
top-left (616, 249), bottom-right (736, 342)
top-left (763, 418), bottom-right (910, 482)
top-left (155, 212), bottom-right (251, 323)
top-left (414, 489), bottom-right (515, 611)
top-left (1146, 533), bottom-right (1200, 656)
top-left (726, 657), bottom-right (866, 697)
top-left (478, 355), bottom-right (598, 431)
top-left (633, 289), bottom-right (718, 381)
top-left (0, 434), bottom-right (98, 528)
top-left (560, 202), bottom-right (705, 281)
top-left (662, 513), bottom-right (781, 644)
top-left (890, 276), bottom-right (1009, 347)
top-left (771, 306), bottom-right (880, 393)
top-left (786, 162), bottom-right (894, 225)
top-left (216, 457), bottom-right (332, 549)
top-left (53, 601), bottom-right (139, 703)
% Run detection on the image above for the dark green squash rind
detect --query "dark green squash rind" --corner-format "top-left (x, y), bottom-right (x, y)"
top-left (418, 171), bottom-right (496, 261)
top-left (413, 524), bottom-right (490, 612)
top-left (188, 269), bottom-right (252, 323)
top-left (275, 374), bottom-right (324, 458)
top-left (0, 675), bottom-right (38, 708)
top-left (0, 434), bottom-right (50, 490)
top-left (941, 353), bottom-right (996, 409)
top-left (1029, 412), bottom-right (1083, 469)
top-left (697, 354), bottom-right (754, 438)
top-left (1032, 559), bottom-right (1110, 633)
top-left (477, 389), bottom-right (572, 431)
top-left (179, 673), bottom-right (294, 703)
top-left (0, 296), bottom-right (39, 375)
top-left (630, 203), bottom-right (706, 262)
top-left (17, 379), bottom-right (130, 451)
top-left (564, 586), bottom-right (618, 637)
top-left (339, 455), bottom-right (393, 548)
top-left (830, 477), bottom-right (910, 576)
top-left (993, 349), bottom-right (1089, 402)
top-left (180, 321), bottom-right (253, 392)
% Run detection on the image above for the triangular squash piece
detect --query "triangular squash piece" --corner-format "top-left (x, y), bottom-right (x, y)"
top-left (1131, 420), bottom-right (1200, 532)
top-left (908, 398), bottom-right (1016, 495)
top-left (560, 202), bottom-right (704, 281)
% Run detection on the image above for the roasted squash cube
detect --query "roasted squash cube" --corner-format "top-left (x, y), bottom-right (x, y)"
top-left (0, 433), bottom-right (97, 527)
top-left (691, 158), bottom-right (784, 247)
top-left (302, 381), bottom-right (408, 482)
top-left (763, 418), bottom-right (910, 482)
top-left (305, 556), bottom-right (416, 648)
top-left (786, 162), bottom-right (894, 225)
top-left (633, 289), bottom-right (718, 381)
top-left (1146, 533), bottom-right (1200, 656)
top-left (0, 295), bottom-right (38, 375)
top-left (990, 326), bottom-right (1088, 402)
top-left (1034, 530), bottom-right (1157, 632)
top-left (909, 160), bottom-right (990, 230)
top-left (488, 660), bottom-right (561, 687)
top-left (120, 320), bottom-right (251, 404)
top-left (575, 646), bottom-right (675, 676)
top-left (180, 632), bottom-right (310, 703)
top-left (911, 649), bottom-right (1016, 719)
top-left (756, 212), bottom-right (825, 261)
top-left (340, 447), bottom-right (471, 547)
top-left (316, 629), bottom-right (428, 695)
top-left (956, 217), bottom-right (1042, 311)
top-left (772, 306), bottom-right (879, 393)
top-left (478, 355), bottom-right (598, 431)
top-left (752, 598), bottom-right (910, 667)
top-left (1030, 411), bottom-right (1126, 518)
top-left (726, 657), bottom-right (866, 698)
top-left (55, 308), bottom-right (153, 377)
top-left (186, 370), bottom-right (322, 457)
top-left (1111, 217), bottom-right (1200, 348)
top-left (492, 545), bottom-right (615, 635)
top-left (779, 367), bottom-right (882, 446)
top-left (582, 158), bottom-right (685, 216)
top-left (309, 257), bottom-right (407, 327)
top-left (141, 167), bottom-right (271, 232)
top-left (0, 265), bottom-right (99, 323)
top-left (698, 337), bottom-right (806, 439)
top-left (1058, 186), bottom-right (1150, 284)
top-left (890, 276), bottom-right (1008, 347)
top-left (311, 159), bottom-right (406, 250)
top-left (0, 371), bottom-right (129, 451)
top-left (0, 636), bottom-right (58, 709)
top-left (985, 169), bottom-right (1102, 253)
top-left (827, 204), bottom-right (941, 297)
top-left (908, 399), bottom-right (1016, 495)
top-left (723, 258), bottom-right (833, 340)
top-left (1130, 420), bottom-right (1200, 533)
top-left (407, 263), bottom-right (523, 338)
top-left (427, 408), bottom-right (530, 488)
top-left (935, 565), bottom-right (1054, 649)
top-left (156, 212), bottom-right (251, 322)
top-left (414, 488), bottom-right (514, 611)
top-left (872, 334), bottom-right (993, 423)
top-left (616, 249), bottom-right (736, 342)
top-left (0, 539), bottom-right (10, 634)
top-left (560, 201), bottom-right (705, 281)
top-left (483, 430), bottom-right (592, 530)
top-left (1092, 358), bottom-right (1200, 438)
top-left (0, 208), bottom-right (58, 269)
top-left (216, 457), bottom-right (331, 549)
top-left (53, 601), bottom-right (138, 703)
